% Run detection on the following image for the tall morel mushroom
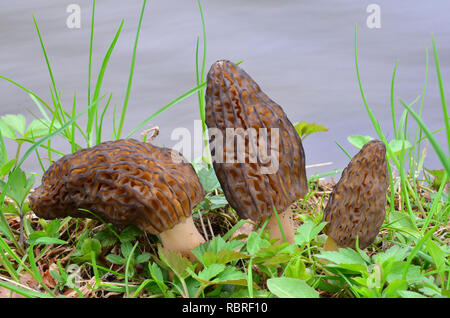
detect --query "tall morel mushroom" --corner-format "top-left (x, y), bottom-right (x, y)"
top-left (29, 139), bottom-right (206, 260)
top-left (205, 60), bottom-right (308, 244)
top-left (322, 140), bottom-right (388, 251)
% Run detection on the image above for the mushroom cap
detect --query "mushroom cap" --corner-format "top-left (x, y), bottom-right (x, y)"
top-left (29, 139), bottom-right (205, 235)
top-left (322, 140), bottom-right (388, 249)
top-left (205, 60), bottom-right (308, 222)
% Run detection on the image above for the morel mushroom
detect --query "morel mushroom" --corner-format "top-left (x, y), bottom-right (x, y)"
top-left (205, 60), bottom-right (308, 244)
top-left (322, 140), bottom-right (388, 251)
top-left (29, 139), bottom-right (206, 260)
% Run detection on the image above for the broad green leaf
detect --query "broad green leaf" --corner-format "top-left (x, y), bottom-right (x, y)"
top-left (216, 249), bottom-right (249, 264)
top-left (1, 167), bottom-right (35, 205)
top-left (383, 280), bottom-right (408, 298)
top-left (294, 220), bottom-right (327, 246)
top-left (247, 232), bottom-right (271, 255)
top-left (197, 264), bottom-right (226, 281)
top-left (387, 211), bottom-right (419, 236)
top-left (119, 225), bottom-right (142, 243)
top-left (24, 119), bottom-right (52, 139)
top-left (0, 114), bottom-right (26, 138)
top-left (0, 159), bottom-right (16, 178)
top-left (294, 121), bottom-right (328, 140)
top-left (197, 166), bottom-right (220, 193)
top-left (267, 277), bottom-right (319, 298)
top-left (158, 244), bottom-right (192, 279)
top-left (397, 290), bottom-right (427, 298)
top-left (80, 238), bottom-right (102, 257)
top-left (33, 236), bottom-right (67, 246)
top-left (106, 254), bottom-right (126, 265)
top-left (284, 257), bottom-right (310, 280)
top-left (388, 139), bottom-right (412, 156)
top-left (316, 248), bottom-right (368, 266)
top-left (347, 135), bottom-right (374, 149)
top-left (209, 194), bottom-right (228, 209)
top-left (385, 262), bottom-right (421, 284)
top-left (135, 253), bottom-right (151, 264)
top-left (121, 241), bottom-right (133, 258)
top-left (214, 266), bottom-right (247, 285)
top-left (425, 240), bottom-right (446, 273)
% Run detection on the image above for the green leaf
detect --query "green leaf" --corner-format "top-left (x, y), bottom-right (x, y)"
top-left (119, 225), bottom-right (142, 243)
top-left (397, 290), bottom-right (427, 298)
top-left (121, 241), bottom-right (133, 258)
top-left (425, 240), bottom-right (446, 273)
top-left (158, 244), bottom-right (192, 279)
top-left (197, 166), bottom-right (220, 193)
top-left (106, 254), bottom-right (126, 265)
top-left (347, 135), bottom-right (374, 149)
top-left (294, 220), bottom-right (327, 246)
top-left (285, 257), bottom-right (310, 280)
top-left (79, 238), bottom-right (102, 259)
top-left (216, 249), bottom-right (249, 264)
top-left (383, 280), bottom-right (408, 298)
top-left (135, 253), bottom-right (151, 264)
top-left (0, 114), bottom-right (26, 138)
top-left (388, 139), bottom-right (412, 156)
top-left (94, 228), bottom-right (118, 248)
top-left (267, 277), bottom-right (319, 298)
top-left (316, 248), bottom-right (368, 266)
top-left (385, 262), bottom-right (421, 284)
top-left (24, 119), bottom-right (52, 139)
top-left (1, 167), bottom-right (35, 205)
top-left (214, 266), bottom-right (247, 285)
top-left (246, 232), bottom-right (271, 255)
top-left (197, 264), bottom-right (226, 282)
top-left (294, 121), bottom-right (328, 140)
top-left (0, 159), bottom-right (16, 178)
top-left (33, 236), bottom-right (67, 246)
top-left (208, 194), bottom-right (228, 209)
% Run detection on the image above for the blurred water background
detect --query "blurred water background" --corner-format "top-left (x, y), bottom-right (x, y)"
top-left (0, 0), bottom-right (449, 180)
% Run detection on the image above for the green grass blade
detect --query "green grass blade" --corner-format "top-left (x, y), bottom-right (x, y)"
top-left (125, 82), bottom-right (206, 139)
top-left (88, 0), bottom-right (96, 106)
top-left (88, 19), bottom-right (124, 146)
top-left (431, 35), bottom-right (450, 155)
top-left (390, 61), bottom-right (398, 138)
top-left (0, 280), bottom-right (53, 298)
top-left (116, 0), bottom-right (147, 139)
top-left (32, 14), bottom-right (60, 106)
top-left (400, 99), bottom-right (450, 176)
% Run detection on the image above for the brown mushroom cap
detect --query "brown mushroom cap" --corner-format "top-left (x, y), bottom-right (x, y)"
top-left (205, 60), bottom-right (308, 223)
top-left (29, 139), bottom-right (205, 235)
top-left (322, 140), bottom-right (388, 249)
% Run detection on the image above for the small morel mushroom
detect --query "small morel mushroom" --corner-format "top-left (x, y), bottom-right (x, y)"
top-left (322, 140), bottom-right (388, 251)
top-left (205, 60), bottom-right (308, 244)
top-left (29, 139), bottom-right (206, 260)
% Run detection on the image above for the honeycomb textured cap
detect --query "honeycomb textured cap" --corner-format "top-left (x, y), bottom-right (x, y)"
top-left (205, 60), bottom-right (308, 222)
top-left (322, 140), bottom-right (388, 249)
top-left (28, 139), bottom-right (205, 235)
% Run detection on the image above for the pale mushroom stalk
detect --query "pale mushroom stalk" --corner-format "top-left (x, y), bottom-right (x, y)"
top-left (265, 207), bottom-right (295, 244)
top-left (159, 216), bottom-right (205, 261)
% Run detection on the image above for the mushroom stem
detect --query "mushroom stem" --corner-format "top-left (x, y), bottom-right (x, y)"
top-left (159, 216), bottom-right (205, 261)
top-left (265, 207), bottom-right (295, 244)
top-left (323, 235), bottom-right (341, 251)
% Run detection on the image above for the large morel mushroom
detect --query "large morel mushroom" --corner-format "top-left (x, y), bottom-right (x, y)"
top-left (29, 139), bottom-right (206, 260)
top-left (322, 140), bottom-right (389, 251)
top-left (205, 60), bottom-right (308, 244)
